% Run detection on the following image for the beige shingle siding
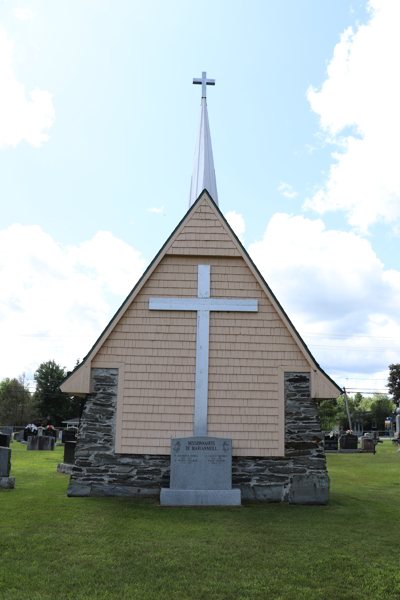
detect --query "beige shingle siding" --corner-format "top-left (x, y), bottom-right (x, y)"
top-left (166, 200), bottom-right (241, 257)
top-left (92, 252), bottom-right (308, 456)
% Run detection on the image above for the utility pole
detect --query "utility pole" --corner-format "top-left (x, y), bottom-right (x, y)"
top-left (343, 387), bottom-right (352, 430)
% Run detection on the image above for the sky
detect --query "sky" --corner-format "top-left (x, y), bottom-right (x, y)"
top-left (1, 0), bottom-right (400, 397)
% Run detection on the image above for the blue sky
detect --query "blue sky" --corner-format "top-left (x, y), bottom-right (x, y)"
top-left (1, 0), bottom-right (400, 396)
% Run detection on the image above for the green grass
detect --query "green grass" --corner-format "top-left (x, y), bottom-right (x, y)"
top-left (1, 443), bottom-right (399, 600)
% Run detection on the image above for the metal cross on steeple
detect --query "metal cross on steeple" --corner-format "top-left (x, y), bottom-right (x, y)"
top-left (193, 71), bottom-right (215, 99)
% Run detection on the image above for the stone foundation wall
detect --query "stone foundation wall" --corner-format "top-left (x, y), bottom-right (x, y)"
top-left (68, 369), bottom-right (328, 504)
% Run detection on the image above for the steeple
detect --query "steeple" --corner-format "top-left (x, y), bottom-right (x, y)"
top-left (189, 72), bottom-right (218, 208)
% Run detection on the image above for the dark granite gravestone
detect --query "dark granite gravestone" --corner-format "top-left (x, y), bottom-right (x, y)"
top-left (324, 434), bottom-right (338, 451)
top-left (2, 427), bottom-right (13, 441)
top-left (62, 427), bottom-right (77, 444)
top-left (160, 436), bottom-right (241, 506)
top-left (64, 441), bottom-right (76, 465)
top-left (340, 433), bottom-right (358, 450)
top-left (0, 446), bottom-right (15, 489)
top-left (0, 433), bottom-right (10, 448)
top-left (24, 428), bottom-right (37, 441)
top-left (44, 428), bottom-right (57, 438)
top-left (27, 436), bottom-right (55, 451)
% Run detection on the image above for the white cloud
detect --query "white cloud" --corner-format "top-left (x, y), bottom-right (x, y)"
top-left (248, 213), bottom-right (400, 375)
top-left (13, 8), bottom-right (36, 20)
top-left (0, 24), bottom-right (55, 148)
top-left (0, 225), bottom-right (146, 378)
top-left (148, 206), bottom-right (165, 214)
top-left (224, 211), bottom-right (245, 242)
top-left (304, 0), bottom-right (400, 233)
top-left (278, 182), bottom-right (298, 199)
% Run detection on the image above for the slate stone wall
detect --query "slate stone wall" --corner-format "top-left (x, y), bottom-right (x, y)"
top-left (68, 369), bottom-right (328, 504)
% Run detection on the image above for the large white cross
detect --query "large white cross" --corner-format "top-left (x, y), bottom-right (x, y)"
top-left (193, 71), bottom-right (215, 99)
top-left (149, 265), bottom-right (258, 436)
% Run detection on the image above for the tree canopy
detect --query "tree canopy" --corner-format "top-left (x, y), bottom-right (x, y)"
top-left (388, 364), bottom-right (400, 405)
top-left (0, 375), bottom-right (37, 426)
top-left (34, 360), bottom-right (77, 426)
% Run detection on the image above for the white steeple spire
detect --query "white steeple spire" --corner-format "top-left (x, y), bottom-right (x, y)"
top-left (189, 72), bottom-right (218, 208)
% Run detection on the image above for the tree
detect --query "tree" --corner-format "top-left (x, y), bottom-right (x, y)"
top-left (0, 374), bottom-right (37, 425)
top-left (369, 393), bottom-right (395, 430)
top-left (388, 364), bottom-right (400, 406)
top-left (319, 400), bottom-right (339, 431)
top-left (34, 360), bottom-right (77, 426)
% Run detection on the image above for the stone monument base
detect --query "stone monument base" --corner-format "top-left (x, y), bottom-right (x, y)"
top-left (0, 476), bottom-right (16, 489)
top-left (161, 488), bottom-right (241, 506)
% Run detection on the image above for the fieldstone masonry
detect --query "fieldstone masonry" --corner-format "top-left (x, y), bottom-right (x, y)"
top-left (68, 369), bottom-right (328, 504)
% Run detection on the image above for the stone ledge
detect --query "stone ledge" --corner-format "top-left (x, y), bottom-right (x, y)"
top-left (67, 479), bottom-right (160, 498)
top-left (287, 473), bottom-right (329, 505)
top-left (0, 476), bottom-right (16, 489)
top-left (160, 488), bottom-right (241, 506)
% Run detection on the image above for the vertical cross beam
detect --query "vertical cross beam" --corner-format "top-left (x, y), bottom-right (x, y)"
top-left (195, 265), bottom-right (211, 435)
top-left (193, 71), bottom-right (215, 99)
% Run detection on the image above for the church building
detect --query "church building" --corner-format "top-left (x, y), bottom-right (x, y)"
top-left (60, 73), bottom-right (341, 504)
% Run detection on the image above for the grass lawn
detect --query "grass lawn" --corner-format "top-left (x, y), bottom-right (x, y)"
top-left (1, 443), bottom-right (399, 600)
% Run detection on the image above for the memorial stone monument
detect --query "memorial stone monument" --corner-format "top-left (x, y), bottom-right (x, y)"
top-left (28, 436), bottom-right (55, 451)
top-left (161, 436), bottom-right (240, 505)
top-left (0, 446), bottom-right (15, 489)
top-left (360, 436), bottom-right (374, 452)
top-left (60, 72), bottom-right (341, 503)
top-left (1, 427), bottom-right (13, 442)
top-left (0, 433), bottom-right (10, 448)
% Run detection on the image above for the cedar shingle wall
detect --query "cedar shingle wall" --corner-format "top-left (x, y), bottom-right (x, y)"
top-left (166, 200), bottom-right (241, 256)
top-left (92, 254), bottom-right (309, 456)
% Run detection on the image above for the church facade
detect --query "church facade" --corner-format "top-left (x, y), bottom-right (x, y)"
top-left (60, 72), bottom-right (341, 504)
top-left (61, 192), bottom-right (341, 503)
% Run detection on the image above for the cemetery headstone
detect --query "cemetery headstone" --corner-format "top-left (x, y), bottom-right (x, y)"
top-left (24, 426), bottom-right (37, 441)
top-left (0, 433), bottom-right (10, 448)
top-left (0, 446), bottom-right (15, 489)
top-left (360, 437), bottom-right (374, 452)
top-left (62, 427), bottom-right (77, 444)
top-left (27, 436), bottom-right (55, 451)
top-left (160, 436), bottom-right (241, 506)
top-left (44, 427), bottom-right (57, 438)
top-left (324, 434), bottom-right (338, 451)
top-left (2, 427), bottom-right (13, 442)
top-left (339, 433), bottom-right (358, 450)
top-left (16, 430), bottom-right (25, 442)
top-left (64, 441), bottom-right (76, 464)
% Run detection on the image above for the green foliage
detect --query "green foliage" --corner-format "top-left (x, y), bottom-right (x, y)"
top-left (1, 443), bottom-right (399, 600)
top-left (320, 391), bottom-right (395, 432)
top-left (0, 374), bottom-right (37, 426)
top-left (34, 359), bottom-right (77, 426)
top-left (369, 393), bottom-right (396, 429)
top-left (319, 399), bottom-right (338, 431)
top-left (388, 363), bottom-right (400, 405)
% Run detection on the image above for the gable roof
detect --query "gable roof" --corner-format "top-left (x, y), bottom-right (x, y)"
top-left (60, 190), bottom-right (342, 398)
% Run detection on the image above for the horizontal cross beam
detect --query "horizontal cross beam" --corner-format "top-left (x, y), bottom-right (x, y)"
top-left (148, 298), bottom-right (258, 312)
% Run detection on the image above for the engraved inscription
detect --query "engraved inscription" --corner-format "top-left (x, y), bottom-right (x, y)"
top-left (169, 436), bottom-right (233, 491)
